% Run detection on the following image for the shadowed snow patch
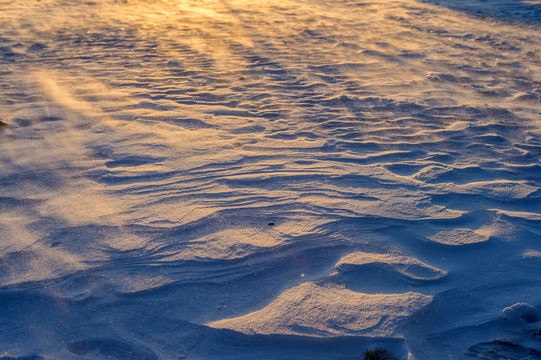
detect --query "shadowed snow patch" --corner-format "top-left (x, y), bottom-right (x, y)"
top-left (466, 340), bottom-right (541, 360)
top-left (67, 338), bottom-right (158, 360)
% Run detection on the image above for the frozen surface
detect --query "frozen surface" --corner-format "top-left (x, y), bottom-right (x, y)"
top-left (1, 0), bottom-right (541, 359)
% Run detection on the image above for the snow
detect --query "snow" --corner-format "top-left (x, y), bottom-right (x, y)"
top-left (207, 282), bottom-right (432, 337)
top-left (1, 0), bottom-right (541, 359)
top-left (335, 251), bottom-right (447, 281)
top-left (502, 303), bottom-right (540, 323)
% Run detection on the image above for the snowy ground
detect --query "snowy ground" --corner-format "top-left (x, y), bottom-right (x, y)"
top-left (1, 0), bottom-right (541, 359)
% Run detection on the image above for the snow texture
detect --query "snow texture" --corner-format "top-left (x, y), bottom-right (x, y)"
top-left (1, 0), bottom-right (541, 359)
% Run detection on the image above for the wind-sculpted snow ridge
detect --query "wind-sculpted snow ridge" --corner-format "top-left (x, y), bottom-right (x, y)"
top-left (0, 0), bottom-right (541, 359)
top-left (335, 251), bottom-right (447, 284)
top-left (207, 282), bottom-right (432, 337)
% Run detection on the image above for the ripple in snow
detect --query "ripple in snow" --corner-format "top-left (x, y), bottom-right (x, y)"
top-left (427, 228), bottom-right (489, 246)
top-left (335, 251), bottom-right (447, 282)
top-left (167, 228), bottom-right (281, 261)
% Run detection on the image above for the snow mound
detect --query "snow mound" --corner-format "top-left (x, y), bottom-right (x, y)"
top-left (502, 303), bottom-right (540, 324)
top-left (207, 282), bottom-right (432, 337)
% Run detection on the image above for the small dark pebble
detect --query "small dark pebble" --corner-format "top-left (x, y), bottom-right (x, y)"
top-left (0, 121), bottom-right (7, 127)
top-left (268, 222), bottom-right (275, 226)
